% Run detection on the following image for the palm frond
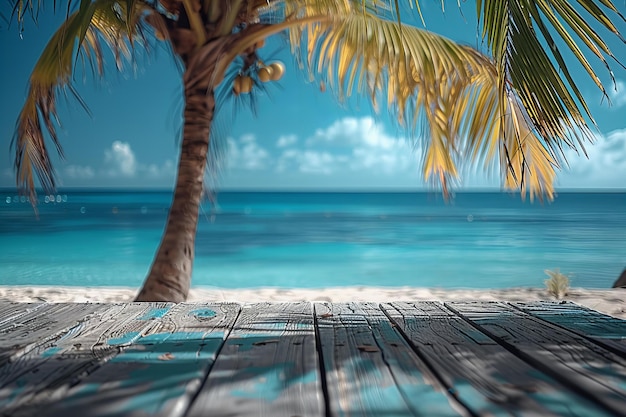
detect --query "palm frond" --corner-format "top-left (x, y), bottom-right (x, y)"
top-left (476, 0), bottom-right (624, 156)
top-left (12, 0), bottom-right (152, 204)
top-left (9, 0), bottom-right (48, 30)
top-left (456, 71), bottom-right (560, 200)
top-left (286, 1), bottom-right (559, 198)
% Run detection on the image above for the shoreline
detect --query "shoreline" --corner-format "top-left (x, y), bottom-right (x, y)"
top-left (1, 285), bottom-right (625, 319)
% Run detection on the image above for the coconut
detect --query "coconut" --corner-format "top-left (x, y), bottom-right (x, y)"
top-left (233, 75), bottom-right (242, 95)
top-left (239, 76), bottom-right (253, 93)
top-left (257, 66), bottom-right (273, 82)
top-left (154, 28), bottom-right (167, 41)
top-left (268, 61), bottom-right (285, 81)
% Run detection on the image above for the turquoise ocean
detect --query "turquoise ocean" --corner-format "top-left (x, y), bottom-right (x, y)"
top-left (0, 190), bottom-right (624, 289)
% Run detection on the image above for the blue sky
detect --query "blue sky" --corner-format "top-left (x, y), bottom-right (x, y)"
top-left (1, 2), bottom-right (625, 192)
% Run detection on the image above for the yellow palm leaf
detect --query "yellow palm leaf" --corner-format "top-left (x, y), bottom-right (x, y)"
top-left (12, 0), bottom-right (151, 204)
top-left (288, 2), bottom-right (559, 196)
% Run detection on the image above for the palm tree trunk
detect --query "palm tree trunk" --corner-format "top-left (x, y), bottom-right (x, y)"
top-left (135, 50), bottom-right (218, 302)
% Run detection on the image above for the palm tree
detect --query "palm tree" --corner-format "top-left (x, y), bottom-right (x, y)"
top-left (8, 0), bottom-right (624, 302)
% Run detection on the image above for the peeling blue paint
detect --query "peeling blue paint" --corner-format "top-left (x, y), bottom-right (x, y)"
top-left (230, 364), bottom-right (319, 403)
top-left (395, 380), bottom-right (462, 416)
top-left (41, 346), bottom-right (62, 357)
top-left (138, 308), bottom-right (170, 320)
top-left (103, 332), bottom-right (226, 414)
top-left (46, 330), bottom-right (229, 415)
top-left (294, 322), bottom-right (313, 330)
top-left (294, 369), bottom-right (318, 385)
top-left (450, 380), bottom-right (504, 414)
top-left (139, 331), bottom-right (206, 343)
top-left (110, 332), bottom-right (224, 363)
top-left (189, 308), bottom-right (216, 319)
top-left (231, 364), bottom-right (290, 402)
top-left (530, 390), bottom-right (615, 416)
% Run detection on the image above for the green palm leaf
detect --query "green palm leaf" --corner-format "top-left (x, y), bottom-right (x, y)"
top-left (476, 0), bottom-right (624, 155)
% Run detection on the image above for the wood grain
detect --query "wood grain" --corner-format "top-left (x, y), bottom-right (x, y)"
top-left (0, 303), bottom-right (106, 367)
top-left (28, 303), bottom-right (241, 417)
top-left (0, 302), bottom-right (44, 328)
top-left (316, 302), bottom-right (466, 417)
top-left (0, 301), bottom-right (624, 417)
top-left (382, 301), bottom-right (614, 416)
top-left (1, 303), bottom-right (170, 416)
top-left (512, 301), bottom-right (626, 357)
top-left (186, 302), bottom-right (324, 417)
top-left (447, 301), bottom-right (626, 416)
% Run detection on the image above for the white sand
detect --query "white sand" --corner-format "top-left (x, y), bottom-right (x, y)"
top-left (1, 285), bottom-right (625, 319)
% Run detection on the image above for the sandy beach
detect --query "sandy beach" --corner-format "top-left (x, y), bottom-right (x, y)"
top-left (1, 285), bottom-right (625, 319)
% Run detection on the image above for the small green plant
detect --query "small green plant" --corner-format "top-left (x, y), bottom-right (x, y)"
top-left (544, 269), bottom-right (570, 299)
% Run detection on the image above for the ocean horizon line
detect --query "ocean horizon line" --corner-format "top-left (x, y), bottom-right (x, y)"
top-left (2, 187), bottom-right (625, 195)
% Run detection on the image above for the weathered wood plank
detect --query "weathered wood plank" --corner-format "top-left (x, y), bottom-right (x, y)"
top-left (0, 303), bottom-right (106, 367)
top-left (20, 303), bottom-right (241, 417)
top-left (0, 303), bottom-right (73, 334)
top-left (316, 302), bottom-right (467, 417)
top-left (0, 302), bottom-right (49, 376)
top-left (0, 302), bottom-right (44, 328)
top-left (186, 302), bottom-right (324, 417)
top-left (512, 301), bottom-right (626, 357)
top-left (447, 301), bottom-right (626, 416)
top-left (1, 301), bottom-right (624, 417)
top-left (0, 303), bottom-right (170, 416)
top-left (382, 301), bottom-right (615, 417)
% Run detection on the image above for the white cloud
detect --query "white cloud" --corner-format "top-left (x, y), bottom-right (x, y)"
top-left (221, 117), bottom-right (416, 179)
top-left (559, 129), bottom-right (626, 188)
top-left (276, 149), bottom-right (297, 173)
top-left (104, 141), bottom-right (136, 177)
top-left (351, 147), bottom-right (412, 174)
top-left (98, 142), bottom-right (176, 181)
top-left (608, 79), bottom-right (626, 108)
top-left (308, 117), bottom-right (404, 147)
top-left (277, 149), bottom-right (339, 175)
top-left (303, 117), bottom-right (415, 175)
top-left (276, 134), bottom-right (298, 148)
top-left (64, 165), bottom-right (95, 179)
top-left (227, 134), bottom-right (270, 170)
top-left (146, 160), bottom-right (176, 178)
top-left (309, 117), bottom-right (377, 146)
top-left (220, 117), bottom-right (421, 183)
top-left (300, 151), bottom-right (337, 174)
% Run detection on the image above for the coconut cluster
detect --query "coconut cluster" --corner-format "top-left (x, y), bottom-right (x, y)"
top-left (233, 61), bottom-right (285, 95)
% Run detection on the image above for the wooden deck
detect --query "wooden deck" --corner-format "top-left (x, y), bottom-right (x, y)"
top-left (0, 300), bottom-right (625, 416)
